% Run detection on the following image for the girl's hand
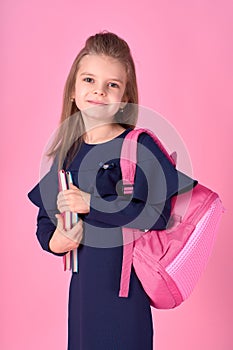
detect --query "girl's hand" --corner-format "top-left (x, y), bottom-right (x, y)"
top-left (57, 183), bottom-right (91, 214)
top-left (49, 214), bottom-right (83, 254)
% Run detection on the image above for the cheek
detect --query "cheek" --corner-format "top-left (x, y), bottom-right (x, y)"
top-left (118, 84), bottom-right (128, 101)
top-left (74, 84), bottom-right (87, 101)
top-left (74, 89), bottom-right (84, 110)
top-left (110, 89), bottom-right (125, 102)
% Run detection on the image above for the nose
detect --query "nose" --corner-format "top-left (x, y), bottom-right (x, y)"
top-left (93, 85), bottom-right (106, 96)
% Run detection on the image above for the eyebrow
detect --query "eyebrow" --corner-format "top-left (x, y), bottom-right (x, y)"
top-left (80, 72), bottom-right (124, 84)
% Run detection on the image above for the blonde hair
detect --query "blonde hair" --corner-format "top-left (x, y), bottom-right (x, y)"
top-left (47, 32), bottom-right (139, 169)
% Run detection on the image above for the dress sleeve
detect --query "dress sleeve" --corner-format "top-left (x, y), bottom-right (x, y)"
top-left (28, 163), bottom-right (65, 256)
top-left (35, 206), bottom-right (65, 256)
top-left (85, 133), bottom-right (197, 230)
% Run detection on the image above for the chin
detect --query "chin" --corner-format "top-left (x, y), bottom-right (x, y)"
top-left (82, 104), bottom-right (120, 121)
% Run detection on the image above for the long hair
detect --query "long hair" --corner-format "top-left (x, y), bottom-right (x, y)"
top-left (47, 32), bottom-right (139, 169)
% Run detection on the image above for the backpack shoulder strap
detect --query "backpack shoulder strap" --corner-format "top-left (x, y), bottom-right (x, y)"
top-left (120, 128), bottom-right (175, 194)
top-left (119, 127), bottom-right (175, 298)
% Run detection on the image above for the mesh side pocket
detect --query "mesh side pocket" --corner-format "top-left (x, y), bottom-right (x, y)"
top-left (165, 198), bottom-right (223, 300)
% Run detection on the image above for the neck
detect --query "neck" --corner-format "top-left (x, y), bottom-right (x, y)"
top-left (83, 123), bottom-right (125, 144)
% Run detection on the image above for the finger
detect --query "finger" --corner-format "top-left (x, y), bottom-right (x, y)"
top-left (57, 190), bottom-right (66, 200)
top-left (55, 213), bottom-right (62, 222)
top-left (62, 220), bottom-right (83, 243)
top-left (57, 198), bottom-right (68, 213)
top-left (57, 191), bottom-right (74, 209)
top-left (57, 203), bottom-right (71, 213)
top-left (57, 190), bottom-right (72, 199)
top-left (55, 213), bottom-right (64, 230)
top-left (69, 183), bottom-right (79, 190)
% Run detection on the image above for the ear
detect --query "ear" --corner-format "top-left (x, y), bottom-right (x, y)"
top-left (71, 88), bottom-right (76, 99)
top-left (120, 101), bottom-right (128, 109)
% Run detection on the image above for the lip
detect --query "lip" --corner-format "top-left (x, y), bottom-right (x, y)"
top-left (87, 100), bottom-right (107, 105)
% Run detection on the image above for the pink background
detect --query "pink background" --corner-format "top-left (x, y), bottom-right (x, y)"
top-left (1, 0), bottom-right (232, 349)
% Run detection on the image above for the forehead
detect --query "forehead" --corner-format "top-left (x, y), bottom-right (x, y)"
top-left (77, 54), bottom-right (127, 81)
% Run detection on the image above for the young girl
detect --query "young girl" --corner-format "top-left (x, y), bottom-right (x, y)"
top-left (28, 32), bottom-right (196, 349)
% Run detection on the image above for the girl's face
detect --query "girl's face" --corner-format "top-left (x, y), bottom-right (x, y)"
top-left (73, 54), bottom-right (128, 122)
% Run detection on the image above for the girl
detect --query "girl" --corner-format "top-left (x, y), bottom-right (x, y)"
top-left (28, 32), bottom-right (196, 349)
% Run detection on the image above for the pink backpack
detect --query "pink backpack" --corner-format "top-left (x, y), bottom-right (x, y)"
top-left (118, 128), bottom-right (224, 309)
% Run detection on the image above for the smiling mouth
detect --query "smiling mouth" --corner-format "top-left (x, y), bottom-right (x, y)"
top-left (87, 100), bottom-right (107, 105)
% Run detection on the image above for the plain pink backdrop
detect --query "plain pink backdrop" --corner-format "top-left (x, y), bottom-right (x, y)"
top-left (1, 0), bottom-right (232, 349)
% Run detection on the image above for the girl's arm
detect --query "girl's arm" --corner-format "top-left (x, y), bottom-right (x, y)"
top-left (28, 161), bottom-right (84, 255)
top-left (57, 134), bottom-right (196, 231)
top-left (35, 206), bottom-right (83, 255)
top-left (57, 183), bottom-right (171, 231)
top-left (86, 193), bottom-right (171, 231)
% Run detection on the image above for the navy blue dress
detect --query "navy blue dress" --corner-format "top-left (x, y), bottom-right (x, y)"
top-left (28, 129), bottom-right (196, 350)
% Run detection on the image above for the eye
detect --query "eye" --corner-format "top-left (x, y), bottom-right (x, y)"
top-left (108, 82), bottom-right (120, 88)
top-left (83, 77), bottom-right (94, 83)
